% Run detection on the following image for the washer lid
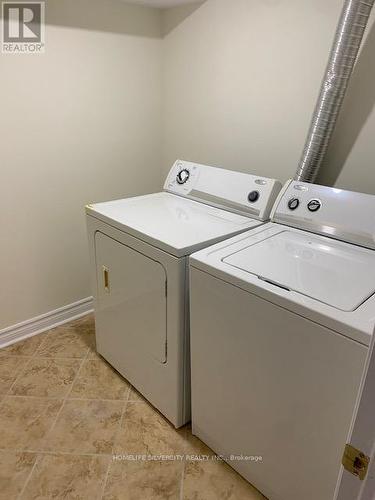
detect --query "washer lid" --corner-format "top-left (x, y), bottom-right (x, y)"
top-left (222, 230), bottom-right (375, 312)
top-left (87, 192), bottom-right (260, 257)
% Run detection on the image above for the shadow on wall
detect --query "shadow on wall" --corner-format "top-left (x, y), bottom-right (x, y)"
top-left (162, 1), bottom-right (206, 36)
top-left (27, 0), bottom-right (206, 39)
top-left (318, 20), bottom-right (375, 187)
top-left (43, 0), bottom-right (162, 38)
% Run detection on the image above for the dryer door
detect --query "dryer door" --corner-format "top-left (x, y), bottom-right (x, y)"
top-left (95, 232), bottom-right (167, 365)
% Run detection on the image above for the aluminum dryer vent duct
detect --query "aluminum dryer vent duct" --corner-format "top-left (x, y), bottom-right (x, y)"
top-left (295, 0), bottom-right (374, 183)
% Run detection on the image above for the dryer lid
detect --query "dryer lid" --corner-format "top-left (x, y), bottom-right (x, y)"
top-left (87, 192), bottom-right (260, 257)
top-left (222, 230), bottom-right (375, 312)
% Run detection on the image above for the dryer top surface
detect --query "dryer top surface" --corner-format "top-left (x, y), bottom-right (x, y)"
top-left (87, 192), bottom-right (260, 257)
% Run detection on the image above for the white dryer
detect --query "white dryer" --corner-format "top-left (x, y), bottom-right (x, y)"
top-left (189, 180), bottom-right (375, 499)
top-left (86, 160), bottom-right (281, 428)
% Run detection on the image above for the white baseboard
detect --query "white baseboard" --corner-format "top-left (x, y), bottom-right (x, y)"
top-left (0, 297), bottom-right (94, 349)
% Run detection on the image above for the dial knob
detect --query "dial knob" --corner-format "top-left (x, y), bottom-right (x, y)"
top-left (248, 190), bottom-right (260, 203)
top-left (307, 199), bottom-right (322, 212)
top-left (288, 198), bottom-right (300, 211)
top-left (176, 169), bottom-right (190, 185)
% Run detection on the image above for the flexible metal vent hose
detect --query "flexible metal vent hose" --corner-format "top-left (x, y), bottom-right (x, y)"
top-left (295, 0), bottom-right (374, 183)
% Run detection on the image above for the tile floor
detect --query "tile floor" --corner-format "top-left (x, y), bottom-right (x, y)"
top-left (0, 315), bottom-right (266, 499)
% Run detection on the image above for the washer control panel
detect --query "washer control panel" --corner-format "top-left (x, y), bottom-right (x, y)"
top-left (164, 160), bottom-right (282, 220)
top-left (286, 197), bottom-right (322, 212)
top-left (273, 180), bottom-right (375, 249)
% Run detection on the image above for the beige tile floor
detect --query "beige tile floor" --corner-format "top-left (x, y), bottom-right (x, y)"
top-left (0, 315), bottom-right (266, 500)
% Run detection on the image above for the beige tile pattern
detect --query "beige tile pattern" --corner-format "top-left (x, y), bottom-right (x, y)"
top-left (69, 358), bottom-right (130, 400)
top-left (20, 453), bottom-right (109, 500)
top-left (103, 459), bottom-right (182, 500)
top-left (35, 327), bottom-right (92, 359)
top-left (34, 313), bottom-right (96, 360)
top-left (0, 356), bottom-right (29, 394)
top-left (73, 315), bottom-right (97, 353)
top-left (44, 399), bottom-right (123, 454)
top-left (0, 314), bottom-right (267, 499)
top-left (0, 397), bottom-right (63, 450)
top-left (1, 333), bottom-right (48, 357)
top-left (71, 314), bottom-right (96, 332)
top-left (10, 358), bottom-right (81, 397)
top-left (114, 402), bottom-right (188, 456)
top-left (0, 451), bottom-right (36, 499)
top-left (183, 459), bottom-right (266, 500)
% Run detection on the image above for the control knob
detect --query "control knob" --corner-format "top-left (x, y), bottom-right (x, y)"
top-left (288, 198), bottom-right (300, 211)
top-left (248, 191), bottom-right (260, 203)
top-left (176, 169), bottom-right (190, 185)
top-left (307, 199), bottom-right (322, 212)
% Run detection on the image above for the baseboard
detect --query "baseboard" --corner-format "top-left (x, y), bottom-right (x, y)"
top-left (0, 297), bottom-right (94, 349)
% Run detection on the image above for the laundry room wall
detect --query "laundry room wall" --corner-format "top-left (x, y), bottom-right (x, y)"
top-left (2, 0), bottom-right (375, 335)
top-left (162, 0), bottom-right (375, 195)
top-left (0, 0), bottom-right (163, 330)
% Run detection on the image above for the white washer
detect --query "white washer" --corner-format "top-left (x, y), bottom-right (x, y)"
top-left (189, 180), bottom-right (375, 499)
top-left (86, 160), bottom-right (281, 428)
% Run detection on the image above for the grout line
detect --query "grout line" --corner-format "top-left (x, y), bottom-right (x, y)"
top-left (99, 380), bottom-right (131, 500)
top-left (113, 383), bottom-right (131, 450)
top-left (99, 454), bottom-right (113, 500)
top-left (3, 332), bottom-right (80, 399)
top-left (179, 460), bottom-right (186, 500)
top-left (0, 355), bottom-right (34, 359)
top-left (2, 355), bottom-right (91, 360)
top-left (2, 328), bottom-right (85, 399)
top-left (64, 345), bottom-right (91, 400)
top-left (0, 321), bottom-right (94, 406)
top-left (5, 356), bottom-right (35, 398)
top-left (2, 320), bottom-right (111, 497)
top-left (1, 394), bottom-right (132, 402)
top-left (2, 320), bottom-right (155, 498)
top-left (1, 448), bottom-right (112, 457)
top-left (37, 345), bottom-right (91, 449)
top-left (32, 355), bottom-right (90, 360)
top-left (17, 453), bottom-right (42, 500)
top-left (14, 345), bottom-right (92, 484)
top-left (33, 329), bottom-right (52, 355)
top-left (179, 425), bottom-right (191, 500)
top-left (0, 338), bottom-right (50, 407)
top-left (99, 454), bottom-right (114, 500)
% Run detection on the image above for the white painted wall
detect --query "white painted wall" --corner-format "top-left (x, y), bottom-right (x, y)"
top-left (2, 0), bottom-right (375, 332)
top-left (162, 0), bottom-right (375, 195)
top-left (0, 0), bottom-right (163, 329)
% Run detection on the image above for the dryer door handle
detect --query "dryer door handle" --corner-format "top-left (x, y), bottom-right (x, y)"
top-left (103, 266), bottom-right (110, 293)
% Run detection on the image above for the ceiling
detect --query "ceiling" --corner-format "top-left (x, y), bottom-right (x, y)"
top-left (121, 0), bottom-right (200, 8)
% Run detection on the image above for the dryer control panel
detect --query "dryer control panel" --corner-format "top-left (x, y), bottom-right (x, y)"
top-left (272, 180), bottom-right (375, 249)
top-left (164, 160), bottom-right (282, 221)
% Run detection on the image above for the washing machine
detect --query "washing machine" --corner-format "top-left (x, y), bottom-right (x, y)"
top-left (189, 180), bottom-right (375, 499)
top-left (86, 160), bottom-right (281, 428)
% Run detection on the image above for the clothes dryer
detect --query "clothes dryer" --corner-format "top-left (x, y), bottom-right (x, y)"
top-left (86, 160), bottom-right (281, 427)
